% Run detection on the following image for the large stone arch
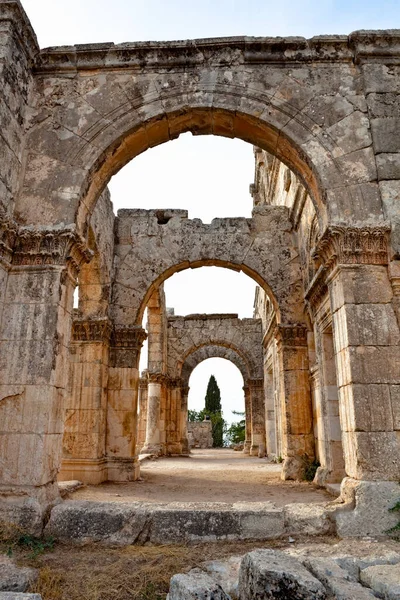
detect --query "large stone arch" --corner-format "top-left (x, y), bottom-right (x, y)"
top-left (16, 37), bottom-right (385, 234)
top-left (167, 314), bottom-right (263, 384)
top-left (180, 344), bottom-right (249, 388)
top-left (113, 207), bottom-right (305, 326)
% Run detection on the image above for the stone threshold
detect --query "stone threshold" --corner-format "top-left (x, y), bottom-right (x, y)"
top-left (45, 500), bottom-right (334, 546)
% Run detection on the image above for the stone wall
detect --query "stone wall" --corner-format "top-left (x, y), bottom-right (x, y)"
top-left (0, 0), bottom-right (399, 535)
top-left (187, 421), bottom-right (213, 449)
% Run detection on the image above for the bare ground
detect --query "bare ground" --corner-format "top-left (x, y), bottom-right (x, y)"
top-left (71, 449), bottom-right (331, 505)
top-left (9, 537), bottom-right (400, 600)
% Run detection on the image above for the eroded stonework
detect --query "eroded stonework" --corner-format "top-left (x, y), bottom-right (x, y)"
top-left (0, 0), bottom-right (399, 536)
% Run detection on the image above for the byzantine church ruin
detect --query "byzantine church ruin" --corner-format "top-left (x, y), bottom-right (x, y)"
top-left (0, 0), bottom-right (399, 539)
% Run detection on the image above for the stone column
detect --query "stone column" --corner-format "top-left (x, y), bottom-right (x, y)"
top-left (137, 375), bottom-right (148, 453)
top-left (264, 367), bottom-right (277, 456)
top-left (249, 379), bottom-right (266, 457)
top-left (141, 373), bottom-right (165, 455)
top-left (106, 326), bottom-right (146, 480)
top-left (180, 384), bottom-right (190, 454)
top-left (0, 227), bottom-right (90, 532)
top-left (167, 378), bottom-right (184, 454)
top-left (59, 318), bottom-right (112, 485)
top-left (276, 325), bottom-right (314, 480)
top-left (243, 384), bottom-right (251, 454)
top-left (313, 226), bottom-right (400, 535)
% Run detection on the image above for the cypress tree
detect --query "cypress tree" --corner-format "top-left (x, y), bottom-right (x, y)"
top-left (204, 375), bottom-right (224, 447)
top-left (205, 375), bottom-right (221, 413)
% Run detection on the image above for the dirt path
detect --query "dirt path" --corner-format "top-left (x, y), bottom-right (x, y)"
top-left (72, 448), bottom-right (331, 505)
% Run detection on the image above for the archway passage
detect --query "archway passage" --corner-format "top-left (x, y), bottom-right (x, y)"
top-left (1, 1), bottom-right (400, 537)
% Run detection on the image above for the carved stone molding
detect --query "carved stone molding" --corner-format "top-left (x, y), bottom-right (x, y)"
top-left (275, 324), bottom-right (308, 347)
top-left (168, 377), bottom-right (184, 389)
top-left (305, 266), bottom-right (329, 314)
top-left (248, 378), bottom-right (264, 389)
top-left (72, 318), bottom-right (112, 343)
top-left (314, 225), bottom-right (390, 270)
top-left (12, 227), bottom-right (92, 277)
top-left (110, 326), bottom-right (147, 368)
top-left (147, 372), bottom-right (169, 385)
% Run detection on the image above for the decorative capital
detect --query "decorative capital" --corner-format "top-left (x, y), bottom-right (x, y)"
top-left (12, 227), bottom-right (92, 278)
top-left (72, 318), bottom-right (112, 343)
top-left (275, 324), bottom-right (308, 347)
top-left (147, 372), bottom-right (169, 385)
top-left (110, 326), bottom-right (147, 368)
top-left (314, 225), bottom-right (390, 270)
top-left (248, 378), bottom-right (264, 389)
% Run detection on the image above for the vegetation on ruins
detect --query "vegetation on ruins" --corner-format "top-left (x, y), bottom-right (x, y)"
top-left (226, 410), bottom-right (246, 445)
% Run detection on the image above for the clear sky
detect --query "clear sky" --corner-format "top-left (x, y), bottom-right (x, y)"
top-left (24, 1), bottom-right (400, 424)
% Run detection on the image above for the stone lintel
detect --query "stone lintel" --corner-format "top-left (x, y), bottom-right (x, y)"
top-left (350, 29), bottom-right (400, 64)
top-left (34, 35), bottom-right (363, 74)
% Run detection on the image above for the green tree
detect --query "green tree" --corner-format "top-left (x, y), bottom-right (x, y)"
top-left (188, 409), bottom-right (205, 422)
top-left (205, 375), bottom-right (222, 414)
top-left (204, 375), bottom-right (224, 447)
top-left (226, 410), bottom-right (245, 445)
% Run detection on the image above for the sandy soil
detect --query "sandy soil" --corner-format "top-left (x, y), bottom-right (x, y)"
top-left (71, 448), bottom-right (331, 505)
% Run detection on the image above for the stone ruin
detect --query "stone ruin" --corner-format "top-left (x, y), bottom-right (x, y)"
top-left (0, 0), bottom-right (399, 543)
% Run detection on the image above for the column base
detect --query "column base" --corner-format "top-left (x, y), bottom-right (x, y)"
top-left (243, 441), bottom-right (251, 454)
top-left (334, 477), bottom-right (400, 538)
top-left (0, 481), bottom-right (61, 536)
top-left (314, 465), bottom-right (346, 487)
top-left (106, 457), bottom-right (140, 482)
top-left (140, 443), bottom-right (164, 456)
top-left (281, 456), bottom-right (304, 480)
top-left (59, 458), bottom-right (108, 486)
top-left (250, 445), bottom-right (259, 456)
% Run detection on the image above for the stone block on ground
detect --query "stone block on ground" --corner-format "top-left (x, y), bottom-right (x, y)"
top-left (304, 557), bottom-right (376, 599)
top-left (284, 503), bottom-right (333, 536)
top-left (335, 479), bottom-right (400, 537)
top-left (200, 556), bottom-right (242, 599)
top-left (360, 564), bottom-right (400, 599)
top-left (169, 570), bottom-right (231, 600)
top-left (0, 595), bottom-right (42, 600)
top-left (0, 556), bottom-right (38, 593)
top-left (334, 552), bottom-right (400, 580)
top-left (238, 549), bottom-right (326, 599)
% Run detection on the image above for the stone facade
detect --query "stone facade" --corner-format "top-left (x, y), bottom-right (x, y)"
top-left (0, 0), bottom-right (399, 535)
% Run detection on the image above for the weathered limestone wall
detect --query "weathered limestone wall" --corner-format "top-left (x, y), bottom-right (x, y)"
top-left (187, 421), bottom-right (213, 449)
top-left (0, 0), bottom-right (399, 534)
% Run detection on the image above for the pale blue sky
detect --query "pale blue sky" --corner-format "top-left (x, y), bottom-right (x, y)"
top-left (25, 1), bottom-right (400, 423)
top-left (25, 1), bottom-right (400, 48)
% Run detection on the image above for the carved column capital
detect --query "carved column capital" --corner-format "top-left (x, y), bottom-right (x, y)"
top-left (72, 318), bottom-right (112, 343)
top-left (110, 326), bottom-right (147, 368)
top-left (147, 372), bottom-right (169, 385)
top-left (275, 324), bottom-right (308, 347)
top-left (314, 225), bottom-right (390, 271)
top-left (12, 226), bottom-right (92, 278)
